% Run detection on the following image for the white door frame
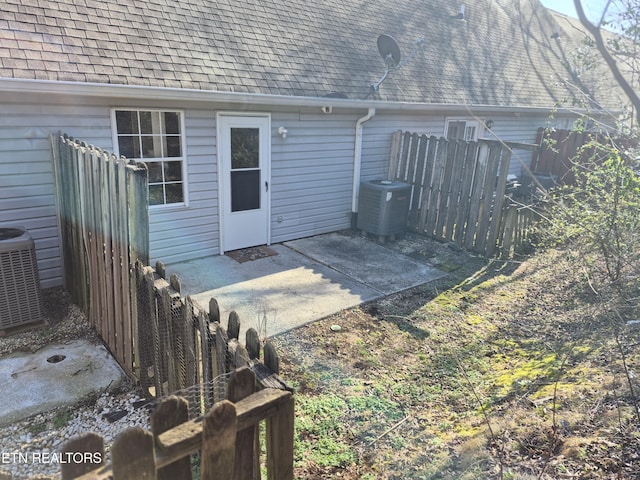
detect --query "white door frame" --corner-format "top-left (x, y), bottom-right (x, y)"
top-left (217, 112), bottom-right (271, 253)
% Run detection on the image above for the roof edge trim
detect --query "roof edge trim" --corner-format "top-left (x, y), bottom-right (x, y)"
top-left (0, 78), bottom-right (588, 116)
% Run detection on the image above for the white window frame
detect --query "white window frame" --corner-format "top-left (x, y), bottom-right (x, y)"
top-left (111, 108), bottom-right (189, 210)
top-left (444, 117), bottom-right (484, 141)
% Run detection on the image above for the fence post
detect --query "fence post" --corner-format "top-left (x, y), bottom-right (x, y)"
top-left (227, 368), bottom-right (260, 480)
top-left (151, 396), bottom-right (192, 480)
top-left (201, 401), bottom-right (238, 480)
top-left (160, 286), bottom-right (177, 393)
top-left (128, 162), bottom-right (149, 265)
top-left (266, 394), bottom-right (295, 480)
top-left (136, 262), bottom-right (153, 391)
top-left (111, 427), bottom-right (157, 480)
top-left (60, 433), bottom-right (104, 479)
top-left (145, 268), bottom-right (163, 397)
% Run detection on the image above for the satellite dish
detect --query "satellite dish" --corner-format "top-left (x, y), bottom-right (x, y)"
top-left (377, 34), bottom-right (401, 67)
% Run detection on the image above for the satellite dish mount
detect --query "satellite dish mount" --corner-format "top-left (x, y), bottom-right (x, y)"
top-left (369, 35), bottom-right (401, 95)
top-left (368, 34), bottom-right (424, 97)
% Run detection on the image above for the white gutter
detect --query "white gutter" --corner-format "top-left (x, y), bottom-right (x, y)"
top-left (351, 107), bottom-right (376, 221)
top-left (0, 78), bottom-right (602, 117)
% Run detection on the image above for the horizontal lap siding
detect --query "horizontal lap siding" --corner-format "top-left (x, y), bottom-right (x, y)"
top-left (0, 97), bottom-right (219, 286)
top-left (485, 114), bottom-right (547, 177)
top-left (361, 112), bottom-right (559, 181)
top-left (148, 110), bottom-right (218, 265)
top-left (360, 114), bottom-right (447, 181)
top-left (0, 100), bottom-right (113, 288)
top-left (270, 112), bottom-right (358, 243)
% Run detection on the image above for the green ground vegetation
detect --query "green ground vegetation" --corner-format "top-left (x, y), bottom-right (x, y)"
top-left (274, 246), bottom-right (640, 479)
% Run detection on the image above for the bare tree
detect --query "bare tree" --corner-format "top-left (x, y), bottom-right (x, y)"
top-left (573, 0), bottom-right (640, 126)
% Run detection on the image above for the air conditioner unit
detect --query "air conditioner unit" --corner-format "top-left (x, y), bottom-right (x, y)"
top-left (0, 227), bottom-right (44, 331)
top-left (357, 180), bottom-right (411, 238)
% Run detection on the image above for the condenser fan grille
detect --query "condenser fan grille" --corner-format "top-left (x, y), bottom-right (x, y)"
top-left (0, 227), bottom-right (43, 330)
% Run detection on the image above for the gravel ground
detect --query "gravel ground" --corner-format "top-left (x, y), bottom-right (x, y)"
top-left (0, 289), bottom-right (150, 480)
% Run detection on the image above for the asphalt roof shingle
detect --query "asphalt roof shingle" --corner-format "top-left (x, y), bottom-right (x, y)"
top-left (0, 0), bottom-right (626, 109)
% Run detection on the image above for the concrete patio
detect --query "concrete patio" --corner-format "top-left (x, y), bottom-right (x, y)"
top-left (165, 232), bottom-right (447, 340)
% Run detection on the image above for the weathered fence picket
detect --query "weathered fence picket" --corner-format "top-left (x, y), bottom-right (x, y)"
top-left (61, 369), bottom-right (294, 480)
top-left (388, 130), bottom-right (536, 257)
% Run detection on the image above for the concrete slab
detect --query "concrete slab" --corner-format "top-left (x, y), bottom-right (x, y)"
top-left (285, 233), bottom-right (447, 295)
top-left (166, 233), bottom-right (446, 340)
top-left (166, 243), bottom-right (383, 339)
top-left (0, 340), bottom-right (125, 426)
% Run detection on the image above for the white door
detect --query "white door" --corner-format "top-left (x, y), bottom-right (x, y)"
top-left (218, 114), bottom-right (271, 252)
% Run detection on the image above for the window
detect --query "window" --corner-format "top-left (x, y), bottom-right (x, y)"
top-left (444, 118), bottom-right (482, 141)
top-left (113, 109), bottom-right (186, 206)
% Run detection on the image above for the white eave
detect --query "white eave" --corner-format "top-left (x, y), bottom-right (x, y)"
top-left (0, 77), bottom-right (592, 117)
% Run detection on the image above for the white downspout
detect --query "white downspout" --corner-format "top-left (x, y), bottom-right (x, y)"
top-left (351, 107), bottom-right (376, 226)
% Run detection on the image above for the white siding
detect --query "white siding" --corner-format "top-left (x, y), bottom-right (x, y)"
top-left (148, 109), bottom-right (219, 265)
top-left (270, 111), bottom-right (359, 243)
top-left (0, 100), bottom-right (113, 288)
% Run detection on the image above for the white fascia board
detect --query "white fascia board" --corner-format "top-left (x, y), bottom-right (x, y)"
top-left (0, 77), bottom-right (594, 117)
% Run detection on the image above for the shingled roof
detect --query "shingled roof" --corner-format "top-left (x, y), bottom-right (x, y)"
top-left (0, 0), bottom-right (624, 110)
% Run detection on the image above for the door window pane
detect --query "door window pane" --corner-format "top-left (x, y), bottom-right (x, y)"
top-left (231, 128), bottom-right (259, 169)
top-left (231, 170), bottom-right (260, 212)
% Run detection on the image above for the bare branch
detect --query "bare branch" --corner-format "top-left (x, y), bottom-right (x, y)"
top-left (573, 0), bottom-right (640, 126)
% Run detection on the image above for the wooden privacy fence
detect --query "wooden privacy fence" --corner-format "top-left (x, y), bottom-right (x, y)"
top-left (389, 130), bottom-right (537, 257)
top-left (59, 368), bottom-right (294, 480)
top-left (51, 134), bottom-right (148, 377)
top-left (51, 135), bottom-right (284, 412)
top-left (531, 127), bottom-right (591, 185)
